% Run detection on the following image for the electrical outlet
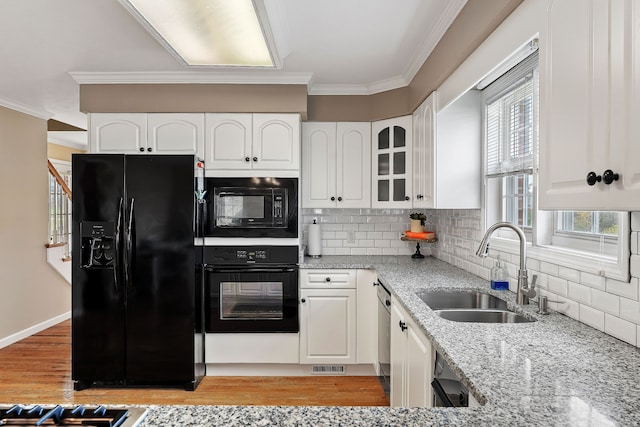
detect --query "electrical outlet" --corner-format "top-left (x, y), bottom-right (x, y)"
top-left (347, 230), bottom-right (356, 243)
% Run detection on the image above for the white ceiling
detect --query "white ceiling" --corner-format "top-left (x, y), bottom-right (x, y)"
top-left (0, 0), bottom-right (466, 142)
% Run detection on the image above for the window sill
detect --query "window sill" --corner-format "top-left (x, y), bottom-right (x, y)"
top-left (487, 236), bottom-right (630, 282)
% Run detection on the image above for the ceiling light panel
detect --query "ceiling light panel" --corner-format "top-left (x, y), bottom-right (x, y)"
top-left (120, 0), bottom-right (274, 67)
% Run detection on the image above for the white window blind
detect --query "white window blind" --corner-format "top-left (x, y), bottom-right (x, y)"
top-left (484, 52), bottom-right (538, 178)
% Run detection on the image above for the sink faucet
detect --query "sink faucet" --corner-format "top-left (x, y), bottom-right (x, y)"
top-left (476, 222), bottom-right (537, 305)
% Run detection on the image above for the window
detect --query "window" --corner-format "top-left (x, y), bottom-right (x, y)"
top-left (482, 49), bottom-right (629, 280)
top-left (48, 160), bottom-right (72, 257)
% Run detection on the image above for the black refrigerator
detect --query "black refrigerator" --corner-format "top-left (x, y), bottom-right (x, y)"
top-left (71, 154), bottom-right (205, 391)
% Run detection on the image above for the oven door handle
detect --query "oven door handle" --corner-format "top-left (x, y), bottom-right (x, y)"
top-left (204, 266), bottom-right (297, 273)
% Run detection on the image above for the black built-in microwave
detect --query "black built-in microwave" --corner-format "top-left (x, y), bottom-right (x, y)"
top-left (204, 177), bottom-right (298, 238)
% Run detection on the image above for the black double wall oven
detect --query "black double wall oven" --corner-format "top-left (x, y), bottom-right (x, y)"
top-left (201, 177), bottom-right (299, 334)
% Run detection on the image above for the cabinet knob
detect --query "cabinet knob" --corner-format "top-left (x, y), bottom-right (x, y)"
top-left (399, 321), bottom-right (407, 331)
top-left (602, 169), bottom-right (619, 185)
top-left (586, 171), bottom-right (601, 186)
top-left (245, 157), bottom-right (250, 162)
top-left (385, 300), bottom-right (391, 307)
top-left (416, 194), bottom-right (423, 200)
top-left (139, 147), bottom-right (145, 152)
top-left (337, 196), bottom-right (343, 202)
top-left (331, 197), bottom-right (336, 201)
top-left (301, 298), bottom-right (306, 303)
top-left (147, 147), bottom-right (152, 152)
top-left (325, 277), bottom-right (331, 282)
top-left (405, 196), bottom-right (410, 201)
top-left (252, 157), bottom-right (258, 162)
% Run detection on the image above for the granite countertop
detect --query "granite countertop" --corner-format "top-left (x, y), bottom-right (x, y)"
top-left (140, 255), bottom-right (640, 426)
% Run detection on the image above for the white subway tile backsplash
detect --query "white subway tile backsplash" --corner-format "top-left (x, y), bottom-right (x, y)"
top-left (548, 276), bottom-right (568, 297)
top-left (579, 304), bottom-right (605, 331)
top-left (580, 271), bottom-right (606, 291)
top-left (366, 248), bottom-right (383, 255)
top-left (619, 298), bottom-right (640, 324)
top-left (605, 314), bottom-right (637, 346)
top-left (630, 255), bottom-right (640, 278)
top-left (606, 277), bottom-right (638, 301)
top-left (559, 266), bottom-right (580, 282)
top-left (568, 282), bottom-right (591, 305)
top-left (555, 296), bottom-right (580, 320)
top-left (540, 261), bottom-right (560, 277)
top-left (591, 289), bottom-right (620, 316)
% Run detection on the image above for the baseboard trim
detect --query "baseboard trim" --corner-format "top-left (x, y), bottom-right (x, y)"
top-left (0, 311), bottom-right (71, 349)
top-left (205, 363), bottom-right (377, 377)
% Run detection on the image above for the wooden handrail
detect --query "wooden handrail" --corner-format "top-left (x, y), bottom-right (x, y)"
top-left (48, 160), bottom-right (72, 201)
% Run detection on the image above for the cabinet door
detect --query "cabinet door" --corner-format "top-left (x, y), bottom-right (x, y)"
top-left (89, 113), bottom-right (147, 154)
top-left (372, 116), bottom-right (412, 208)
top-left (299, 289), bottom-right (356, 364)
top-left (205, 114), bottom-right (252, 171)
top-left (412, 94), bottom-right (436, 209)
top-left (337, 123), bottom-right (371, 208)
top-left (389, 301), bottom-right (406, 407)
top-left (405, 323), bottom-right (433, 407)
top-left (302, 122), bottom-right (337, 208)
top-left (252, 114), bottom-right (300, 171)
top-left (608, 0), bottom-right (640, 209)
top-left (539, 0), bottom-right (609, 209)
top-left (147, 114), bottom-right (204, 156)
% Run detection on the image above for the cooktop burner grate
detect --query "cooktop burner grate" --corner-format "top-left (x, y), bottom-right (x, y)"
top-left (0, 405), bottom-right (147, 427)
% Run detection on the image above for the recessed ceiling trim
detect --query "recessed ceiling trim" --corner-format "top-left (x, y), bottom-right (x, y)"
top-left (0, 96), bottom-right (52, 120)
top-left (70, 71), bottom-right (313, 86)
top-left (402, 0), bottom-right (468, 85)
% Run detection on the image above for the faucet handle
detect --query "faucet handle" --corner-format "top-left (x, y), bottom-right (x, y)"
top-left (522, 274), bottom-right (537, 298)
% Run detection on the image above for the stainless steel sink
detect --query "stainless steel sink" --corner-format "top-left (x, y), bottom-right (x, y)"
top-left (416, 290), bottom-right (509, 311)
top-left (434, 309), bottom-right (535, 324)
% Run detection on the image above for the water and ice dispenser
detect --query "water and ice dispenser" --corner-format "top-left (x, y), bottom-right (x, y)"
top-left (80, 221), bottom-right (116, 268)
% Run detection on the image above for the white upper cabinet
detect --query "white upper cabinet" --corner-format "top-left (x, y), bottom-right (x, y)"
top-left (413, 91), bottom-right (481, 209)
top-left (540, 0), bottom-right (640, 210)
top-left (412, 94), bottom-right (436, 208)
top-left (90, 113), bottom-right (203, 156)
top-left (371, 116), bottom-right (413, 208)
top-left (89, 113), bottom-right (147, 154)
top-left (205, 114), bottom-right (253, 170)
top-left (252, 114), bottom-right (300, 171)
top-left (206, 113), bottom-right (300, 173)
top-left (302, 122), bottom-right (371, 208)
top-left (147, 114), bottom-right (204, 155)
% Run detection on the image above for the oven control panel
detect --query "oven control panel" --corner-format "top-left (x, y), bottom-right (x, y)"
top-left (235, 249), bottom-right (268, 262)
top-left (204, 245), bottom-right (299, 265)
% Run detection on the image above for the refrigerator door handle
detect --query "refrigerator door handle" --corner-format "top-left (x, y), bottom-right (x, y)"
top-left (125, 198), bottom-right (135, 291)
top-left (114, 197), bottom-right (123, 291)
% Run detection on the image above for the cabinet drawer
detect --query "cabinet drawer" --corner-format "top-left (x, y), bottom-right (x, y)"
top-left (300, 270), bottom-right (356, 289)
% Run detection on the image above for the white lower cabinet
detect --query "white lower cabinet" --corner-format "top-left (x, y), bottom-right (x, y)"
top-left (299, 269), bottom-right (377, 368)
top-left (390, 295), bottom-right (434, 408)
top-left (299, 270), bottom-right (357, 364)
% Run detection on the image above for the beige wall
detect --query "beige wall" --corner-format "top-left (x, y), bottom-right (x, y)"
top-left (0, 106), bottom-right (71, 341)
top-left (48, 142), bottom-right (85, 162)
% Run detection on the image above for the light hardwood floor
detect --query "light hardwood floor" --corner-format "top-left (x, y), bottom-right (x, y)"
top-left (0, 321), bottom-right (389, 406)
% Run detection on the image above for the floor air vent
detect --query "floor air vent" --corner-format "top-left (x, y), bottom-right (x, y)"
top-left (311, 365), bottom-right (346, 375)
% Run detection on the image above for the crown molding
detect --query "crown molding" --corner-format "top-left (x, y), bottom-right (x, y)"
top-left (402, 0), bottom-right (468, 84)
top-left (70, 71), bottom-right (313, 86)
top-left (0, 96), bottom-right (52, 120)
top-left (308, 75), bottom-right (409, 96)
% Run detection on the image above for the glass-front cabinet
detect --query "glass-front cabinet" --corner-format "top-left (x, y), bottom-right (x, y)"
top-left (371, 116), bottom-right (413, 208)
